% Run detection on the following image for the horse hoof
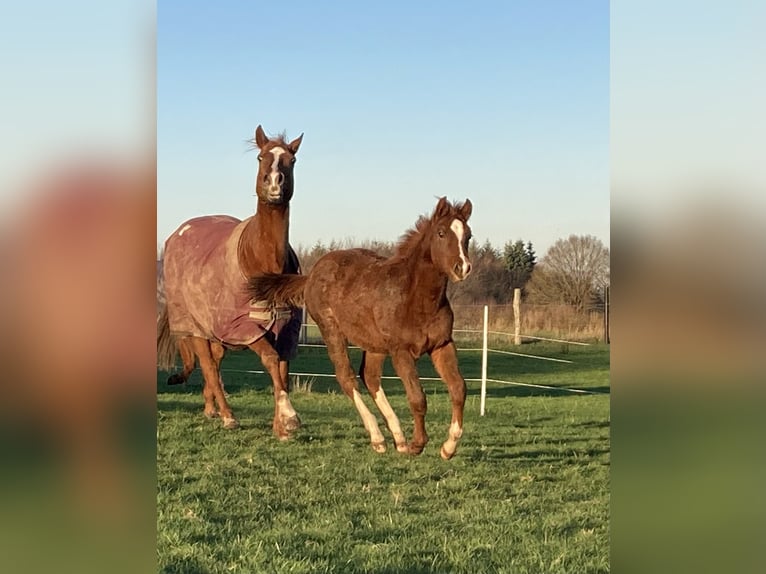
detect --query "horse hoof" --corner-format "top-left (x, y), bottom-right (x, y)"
top-left (371, 441), bottom-right (387, 454)
top-left (409, 443), bottom-right (425, 456)
top-left (440, 445), bottom-right (456, 460)
top-left (283, 414), bottom-right (302, 432)
top-left (222, 417), bottom-right (239, 430)
top-left (204, 410), bottom-right (219, 419)
top-left (395, 443), bottom-right (410, 454)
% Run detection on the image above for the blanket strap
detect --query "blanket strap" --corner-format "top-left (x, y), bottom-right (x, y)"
top-left (249, 299), bottom-right (292, 333)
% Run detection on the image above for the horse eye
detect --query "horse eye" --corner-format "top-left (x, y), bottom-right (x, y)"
top-left (438, 230), bottom-right (445, 238)
top-left (257, 155), bottom-right (264, 161)
top-left (290, 157), bottom-right (297, 164)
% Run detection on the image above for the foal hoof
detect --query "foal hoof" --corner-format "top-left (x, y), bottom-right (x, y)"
top-left (167, 374), bottom-right (186, 385)
top-left (272, 420), bottom-right (295, 441)
top-left (222, 416), bottom-right (239, 430)
top-left (440, 444), bottom-right (456, 460)
top-left (283, 414), bottom-right (302, 432)
top-left (371, 441), bottom-right (387, 454)
top-left (395, 443), bottom-right (410, 454)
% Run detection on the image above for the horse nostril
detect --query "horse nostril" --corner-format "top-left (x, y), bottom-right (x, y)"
top-left (465, 262), bottom-right (472, 276)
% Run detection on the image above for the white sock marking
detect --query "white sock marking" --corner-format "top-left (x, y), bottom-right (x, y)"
top-left (352, 389), bottom-right (384, 444)
top-left (371, 387), bottom-right (405, 443)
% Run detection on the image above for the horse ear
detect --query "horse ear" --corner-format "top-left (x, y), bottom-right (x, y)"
top-left (287, 133), bottom-right (304, 154)
top-left (434, 196), bottom-right (450, 218)
top-left (254, 125), bottom-right (269, 149)
top-left (460, 199), bottom-right (473, 221)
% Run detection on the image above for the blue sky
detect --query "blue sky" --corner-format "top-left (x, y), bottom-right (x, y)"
top-left (158, 1), bottom-right (609, 256)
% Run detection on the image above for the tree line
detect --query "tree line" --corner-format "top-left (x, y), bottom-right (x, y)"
top-left (295, 234), bottom-right (609, 311)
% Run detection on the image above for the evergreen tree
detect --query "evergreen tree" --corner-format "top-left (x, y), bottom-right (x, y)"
top-left (503, 240), bottom-right (536, 290)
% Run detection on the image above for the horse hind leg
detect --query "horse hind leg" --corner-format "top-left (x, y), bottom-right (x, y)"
top-left (360, 351), bottom-right (408, 453)
top-left (320, 326), bottom-right (386, 453)
top-left (210, 341), bottom-right (228, 398)
top-left (167, 336), bottom-right (196, 385)
top-left (190, 337), bottom-right (238, 429)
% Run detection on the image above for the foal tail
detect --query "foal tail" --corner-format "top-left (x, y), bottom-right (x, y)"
top-left (157, 306), bottom-right (178, 372)
top-left (249, 273), bottom-right (309, 308)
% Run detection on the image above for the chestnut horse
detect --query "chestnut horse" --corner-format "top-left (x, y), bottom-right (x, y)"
top-left (157, 125), bottom-right (303, 437)
top-left (249, 197), bottom-right (473, 459)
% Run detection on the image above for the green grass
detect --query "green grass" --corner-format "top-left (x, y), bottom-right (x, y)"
top-left (157, 342), bottom-right (610, 574)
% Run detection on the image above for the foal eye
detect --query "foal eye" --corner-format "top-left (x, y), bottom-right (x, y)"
top-left (257, 155), bottom-right (264, 161)
top-left (290, 157), bottom-right (297, 164)
top-left (438, 230), bottom-right (445, 238)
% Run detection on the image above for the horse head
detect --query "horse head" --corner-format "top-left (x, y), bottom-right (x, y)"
top-left (430, 196), bottom-right (473, 282)
top-left (252, 125), bottom-right (303, 205)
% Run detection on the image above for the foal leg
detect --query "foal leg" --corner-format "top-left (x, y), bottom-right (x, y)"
top-left (391, 351), bottom-right (429, 455)
top-left (249, 337), bottom-right (300, 439)
top-left (430, 341), bottom-right (467, 460)
top-left (360, 352), bottom-right (408, 453)
top-left (320, 327), bottom-right (386, 452)
top-left (190, 337), bottom-right (238, 429)
top-left (167, 336), bottom-right (196, 385)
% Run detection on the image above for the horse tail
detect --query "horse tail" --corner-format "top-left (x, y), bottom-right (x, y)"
top-left (157, 306), bottom-right (178, 372)
top-left (249, 273), bottom-right (309, 308)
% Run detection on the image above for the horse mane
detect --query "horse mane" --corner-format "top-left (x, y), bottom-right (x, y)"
top-left (393, 215), bottom-right (431, 257)
top-left (393, 200), bottom-right (469, 258)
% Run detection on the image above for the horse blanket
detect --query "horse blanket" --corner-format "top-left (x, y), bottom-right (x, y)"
top-left (162, 215), bottom-right (301, 358)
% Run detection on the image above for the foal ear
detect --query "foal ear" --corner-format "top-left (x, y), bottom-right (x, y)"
top-left (434, 196), bottom-right (450, 218)
top-left (460, 199), bottom-right (473, 221)
top-left (254, 125), bottom-right (269, 149)
top-left (287, 133), bottom-right (304, 154)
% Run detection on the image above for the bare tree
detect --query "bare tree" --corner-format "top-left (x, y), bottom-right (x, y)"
top-left (527, 234), bottom-right (609, 310)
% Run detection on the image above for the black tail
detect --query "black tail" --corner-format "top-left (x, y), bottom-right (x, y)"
top-left (248, 273), bottom-right (309, 307)
top-left (157, 306), bottom-right (178, 372)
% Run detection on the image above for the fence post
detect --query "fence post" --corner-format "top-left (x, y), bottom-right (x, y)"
top-left (300, 306), bottom-right (307, 344)
top-left (513, 287), bottom-right (522, 345)
top-left (480, 305), bottom-right (488, 416)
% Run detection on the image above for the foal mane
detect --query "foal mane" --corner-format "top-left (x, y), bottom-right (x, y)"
top-left (393, 199), bottom-right (469, 258)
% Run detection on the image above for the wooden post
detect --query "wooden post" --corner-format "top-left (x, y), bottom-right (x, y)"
top-left (300, 306), bottom-right (307, 344)
top-left (513, 287), bottom-right (522, 345)
top-left (480, 305), bottom-right (488, 416)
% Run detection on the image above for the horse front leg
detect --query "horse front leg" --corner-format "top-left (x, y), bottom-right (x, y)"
top-left (249, 338), bottom-right (300, 439)
top-left (391, 351), bottom-right (428, 455)
top-left (430, 341), bottom-right (466, 460)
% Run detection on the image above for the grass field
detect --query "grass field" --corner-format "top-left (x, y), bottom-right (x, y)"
top-left (157, 341), bottom-right (610, 574)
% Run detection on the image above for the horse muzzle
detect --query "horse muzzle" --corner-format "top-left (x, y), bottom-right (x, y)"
top-left (451, 261), bottom-right (472, 282)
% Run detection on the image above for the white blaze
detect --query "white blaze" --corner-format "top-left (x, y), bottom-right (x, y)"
top-left (450, 219), bottom-right (470, 276)
top-left (268, 147), bottom-right (285, 189)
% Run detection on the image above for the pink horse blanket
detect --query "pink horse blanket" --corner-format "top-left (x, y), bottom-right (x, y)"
top-left (162, 215), bottom-right (301, 358)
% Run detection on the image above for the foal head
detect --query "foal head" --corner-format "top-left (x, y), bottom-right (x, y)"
top-left (252, 125), bottom-right (303, 205)
top-left (429, 197), bottom-right (473, 282)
